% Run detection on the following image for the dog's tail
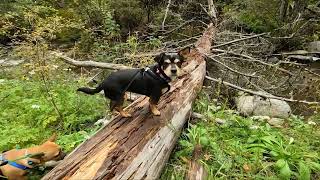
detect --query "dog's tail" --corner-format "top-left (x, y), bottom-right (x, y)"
top-left (77, 84), bottom-right (103, 95)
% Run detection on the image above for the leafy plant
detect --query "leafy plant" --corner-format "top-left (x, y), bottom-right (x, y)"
top-left (161, 93), bottom-right (320, 179)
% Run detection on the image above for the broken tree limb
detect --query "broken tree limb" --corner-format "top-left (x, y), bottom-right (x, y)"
top-left (161, 0), bottom-right (172, 31)
top-left (212, 48), bottom-right (294, 76)
top-left (287, 55), bottom-right (320, 62)
top-left (51, 52), bottom-right (131, 70)
top-left (205, 76), bottom-right (320, 105)
top-left (272, 51), bottom-right (320, 56)
top-left (207, 0), bottom-right (218, 25)
top-left (186, 144), bottom-right (207, 180)
top-left (205, 54), bottom-right (259, 78)
top-left (42, 23), bottom-right (215, 180)
top-left (213, 33), bottom-right (267, 48)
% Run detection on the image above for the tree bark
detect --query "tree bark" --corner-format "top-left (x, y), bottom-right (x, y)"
top-left (207, 0), bottom-right (218, 24)
top-left (42, 24), bottom-right (215, 180)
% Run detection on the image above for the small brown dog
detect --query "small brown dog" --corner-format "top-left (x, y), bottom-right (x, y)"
top-left (0, 134), bottom-right (65, 180)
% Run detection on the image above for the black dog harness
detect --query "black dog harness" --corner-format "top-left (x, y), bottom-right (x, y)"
top-left (122, 65), bottom-right (171, 95)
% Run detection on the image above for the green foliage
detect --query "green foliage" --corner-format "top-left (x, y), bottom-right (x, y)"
top-left (161, 93), bottom-right (320, 179)
top-left (0, 0), bottom-right (120, 52)
top-left (0, 77), bottom-right (105, 152)
top-left (222, 0), bottom-right (320, 43)
top-left (223, 0), bottom-right (280, 32)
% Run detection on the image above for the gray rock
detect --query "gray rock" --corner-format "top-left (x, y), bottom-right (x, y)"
top-left (308, 41), bottom-right (320, 52)
top-left (267, 118), bottom-right (284, 127)
top-left (0, 59), bottom-right (24, 67)
top-left (249, 125), bottom-right (259, 130)
top-left (250, 116), bottom-right (271, 121)
top-left (215, 118), bottom-right (226, 125)
top-left (267, 57), bottom-right (280, 63)
top-left (235, 92), bottom-right (291, 118)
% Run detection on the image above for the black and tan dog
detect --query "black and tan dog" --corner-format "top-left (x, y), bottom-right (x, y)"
top-left (77, 48), bottom-right (190, 117)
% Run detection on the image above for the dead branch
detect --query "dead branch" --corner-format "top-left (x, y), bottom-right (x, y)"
top-left (186, 144), bottom-right (207, 180)
top-left (51, 52), bottom-right (131, 70)
top-left (161, 0), bottom-right (172, 31)
top-left (213, 33), bottom-right (268, 48)
top-left (199, 3), bottom-right (216, 25)
top-left (205, 76), bottom-right (320, 105)
top-left (162, 19), bottom-right (195, 36)
top-left (304, 68), bottom-right (320, 78)
top-left (287, 55), bottom-right (320, 62)
top-left (272, 51), bottom-right (320, 56)
top-left (206, 54), bottom-right (259, 78)
top-left (212, 48), bottom-right (294, 75)
top-left (191, 112), bottom-right (204, 119)
top-left (86, 70), bottom-right (103, 84)
top-left (207, 0), bottom-right (217, 24)
top-left (277, 61), bottom-right (307, 66)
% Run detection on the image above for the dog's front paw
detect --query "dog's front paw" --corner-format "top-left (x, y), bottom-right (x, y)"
top-left (121, 111), bottom-right (132, 118)
top-left (151, 108), bottom-right (161, 116)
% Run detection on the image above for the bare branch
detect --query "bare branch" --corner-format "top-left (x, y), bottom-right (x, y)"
top-left (272, 51), bottom-right (320, 56)
top-left (51, 52), bottom-right (131, 70)
top-left (161, 0), bottom-right (172, 31)
top-left (304, 68), bottom-right (320, 78)
top-left (162, 19), bottom-right (195, 36)
top-left (213, 33), bottom-right (268, 48)
top-left (205, 76), bottom-right (320, 105)
top-left (212, 48), bottom-right (294, 75)
top-left (287, 55), bottom-right (320, 62)
top-left (206, 54), bottom-right (259, 78)
top-left (207, 0), bottom-right (218, 23)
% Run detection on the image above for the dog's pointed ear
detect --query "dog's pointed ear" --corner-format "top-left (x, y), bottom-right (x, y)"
top-left (154, 52), bottom-right (165, 64)
top-left (178, 47), bottom-right (191, 58)
top-left (47, 133), bottom-right (57, 142)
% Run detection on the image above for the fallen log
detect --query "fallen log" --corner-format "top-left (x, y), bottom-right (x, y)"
top-left (42, 24), bottom-right (215, 180)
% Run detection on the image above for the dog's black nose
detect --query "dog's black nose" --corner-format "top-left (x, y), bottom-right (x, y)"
top-left (171, 69), bottom-right (177, 74)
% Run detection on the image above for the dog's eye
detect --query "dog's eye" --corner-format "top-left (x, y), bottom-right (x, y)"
top-left (176, 61), bottom-right (182, 67)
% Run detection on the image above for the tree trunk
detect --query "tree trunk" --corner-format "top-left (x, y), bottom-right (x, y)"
top-left (42, 24), bottom-right (215, 180)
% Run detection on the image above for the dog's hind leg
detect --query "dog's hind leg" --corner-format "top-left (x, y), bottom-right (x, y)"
top-left (110, 96), bottom-right (132, 118)
top-left (149, 98), bottom-right (161, 116)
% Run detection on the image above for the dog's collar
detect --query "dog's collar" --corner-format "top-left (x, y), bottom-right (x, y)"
top-left (143, 67), bottom-right (171, 93)
top-left (155, 65), bottom-right (172, 83)
top-left (144, 67), bottom-right (171, 84)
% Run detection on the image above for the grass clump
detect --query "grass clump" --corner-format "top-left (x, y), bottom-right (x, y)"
top-left (161, 93), bottom-right (320, 179)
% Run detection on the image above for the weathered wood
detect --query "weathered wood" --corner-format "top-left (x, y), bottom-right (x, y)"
top-left (287, 55), bottom-right (320, 62)
top-left (186, 145), bottom-right (207, 180)
top-left (51, 52), bottom-right (131, 70)
top-left (42, 24), bottom-right (215, 180)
